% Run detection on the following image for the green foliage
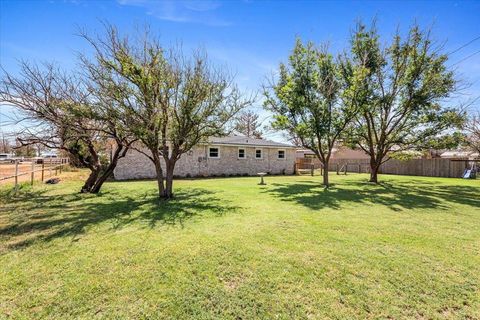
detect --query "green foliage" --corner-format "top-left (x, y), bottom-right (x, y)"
top-left (83, 26), bottom-right (252, 197)
top-left (265, 39), bottom-right (360, 185)
top-left (388, 150), bottom-right (424, 161)
top-left (344, 22), bottom-right (464, 164)
top-left (424, 131), bottom-right (466, 150)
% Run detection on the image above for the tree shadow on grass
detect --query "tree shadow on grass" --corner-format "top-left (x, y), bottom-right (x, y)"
top-left (0, 186), bottom-right (240, 253)
top-left (264, 178), bottom-right (480, 212)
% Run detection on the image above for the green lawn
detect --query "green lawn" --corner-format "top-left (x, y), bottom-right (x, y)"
top-left (1, 172), bottom-right (479, 319)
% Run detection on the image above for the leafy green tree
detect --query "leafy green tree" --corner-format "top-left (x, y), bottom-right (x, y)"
top-left (81, 26), bottom-right (252, 199)
top-left (344, 22), bottom-right (465, 182)
top-left (264, 39), bottom-right (361, 187)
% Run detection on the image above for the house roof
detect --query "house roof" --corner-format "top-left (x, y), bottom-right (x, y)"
top-left (440, 150), bottom-right (479, 159)
top-left (296, 148), bottom-right (339, 154)
top-left (208, 136), bottom-right (295, 148)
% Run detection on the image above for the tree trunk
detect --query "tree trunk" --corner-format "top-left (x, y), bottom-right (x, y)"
top-left (162, 159), bottom-right (176, 199)
top-left (369, 161), bottom-right (380, 183)
top-left (90, 169), bottom-right (111, 194)
top-left (89, 144), bottom-right (128, 194)
top-left (152, 152), bottom-right (165, 199)
top-left (81, 167), bottom-right (100, 193)
top-left (322, 159), bottom-right (330, 187)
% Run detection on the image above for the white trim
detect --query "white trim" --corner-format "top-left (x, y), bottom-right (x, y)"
top-left (208, 147), bottom-right (220, 159)
top-left (277, 149), bottom-right (286, 160)
top-left (237, 147), bottom-right (246, 159)
top-left (255, 148), bottom-right (263, 159)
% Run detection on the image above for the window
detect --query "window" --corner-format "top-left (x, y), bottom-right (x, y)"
top-left (238, 148), bottom-right (245, 159)
top-left (305, 154), bottom-right (315, 159)
top-left (278, 150), bottom-right (285, 159)
top-left (209, 147), bottom-right (219, 158)
top-left (255, 149), bottom-right (262, 159)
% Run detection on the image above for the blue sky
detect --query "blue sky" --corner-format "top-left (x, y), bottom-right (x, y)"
top-left (1, 0), bottom-right (479, 141)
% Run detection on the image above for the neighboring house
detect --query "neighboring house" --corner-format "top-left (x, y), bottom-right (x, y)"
top-left (114, 136), bottom-right (296, 180)
top-left (440, 150), bottom-right (479, 160)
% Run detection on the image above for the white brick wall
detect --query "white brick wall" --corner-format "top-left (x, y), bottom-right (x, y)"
top-left (114, 145), bottom-right (296, 180)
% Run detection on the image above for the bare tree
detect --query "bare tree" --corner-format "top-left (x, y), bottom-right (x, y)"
top-left (0, 61), bottom-right (134, 193)
top-left (465, 112), bottom-right (480, 154)
top-left (80, 25), bottom-right (253, 199)
top-left (234, 110), bottom-right (263, 138)
top-left (0, 132), bottom-right (12, 153)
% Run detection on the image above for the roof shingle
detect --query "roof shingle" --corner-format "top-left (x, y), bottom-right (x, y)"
top-left (207, 136), bottom-right (295, 148)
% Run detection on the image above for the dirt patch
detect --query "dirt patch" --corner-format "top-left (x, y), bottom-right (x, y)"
top-left (0, 162), bottom-right (60, 186)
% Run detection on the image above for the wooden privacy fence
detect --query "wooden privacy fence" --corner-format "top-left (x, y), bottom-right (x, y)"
top-left (327, 158), bottom-right (469, 178)
top-left (295, 157), bottom-right (323, 176)
top-left (0, 158), bottom-right (70, 189)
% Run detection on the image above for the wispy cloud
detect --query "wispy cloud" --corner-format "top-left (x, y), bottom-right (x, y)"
top-left (117, 0), bottom-right (231, 26)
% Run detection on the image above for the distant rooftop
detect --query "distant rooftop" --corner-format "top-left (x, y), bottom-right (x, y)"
top-left (440, 150), bottom-right (479, 159)
top-left (208, 136), bottom-right (295, 148)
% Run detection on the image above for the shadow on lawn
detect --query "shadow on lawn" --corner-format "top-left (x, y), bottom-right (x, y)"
top-left (0, 187), bottom-right (239, 252)
top-left (264, 178), bottom-right (480, 211)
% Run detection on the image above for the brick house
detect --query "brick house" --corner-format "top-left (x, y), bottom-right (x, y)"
top-left (114, 136), bottom-right (296, 180)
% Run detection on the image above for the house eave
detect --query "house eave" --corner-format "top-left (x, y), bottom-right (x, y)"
top-left (203, 142), bottom-right (296, 149)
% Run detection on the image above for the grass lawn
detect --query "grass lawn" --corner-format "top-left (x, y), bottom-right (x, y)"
top-left (1, 172), bottom-right (479, 319)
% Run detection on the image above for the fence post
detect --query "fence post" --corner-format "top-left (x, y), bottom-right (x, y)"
top-left (311, 164), bottom-right (314, 176)
top-left (31, 161), bottom-right (35, 185)
top-left (49, 158), bottom-right (52, 177)
top-left (14, 160), bottom-right (19, 190)
top-left (41, 162), bottom-right (45, 182)
top-left (344, 164), bottom-right (347, 175)
top-left (358, 163), bottom-right (361, 173)
top-left (336, 163), bottom-right (339, 175)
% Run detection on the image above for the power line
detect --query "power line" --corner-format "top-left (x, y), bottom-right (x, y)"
top-left (451, 49), bottom-right (480, 67)
top-left (448, 35), bottom-right (480, 55)
top-left (464, 95), bottom-right (480, 112)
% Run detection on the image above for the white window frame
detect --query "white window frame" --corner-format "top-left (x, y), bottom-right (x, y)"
top-left (277, 149), bottom-right (286, 160)
top-left (208, 147), bottom-right (220, 159)
top-left (238, 148), bottom-right (246, 159)
top-left (255, 148), bottom-right (263, 159)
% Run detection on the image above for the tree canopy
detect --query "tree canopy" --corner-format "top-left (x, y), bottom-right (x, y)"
top-left (343, 22), bottom-right (465, 182)
top-left (0, 61), bottom-right (134, 193)
top-left (80, 25), bottom-right (253, 198)
top-left (264, 39), bottom-right (361, 187)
